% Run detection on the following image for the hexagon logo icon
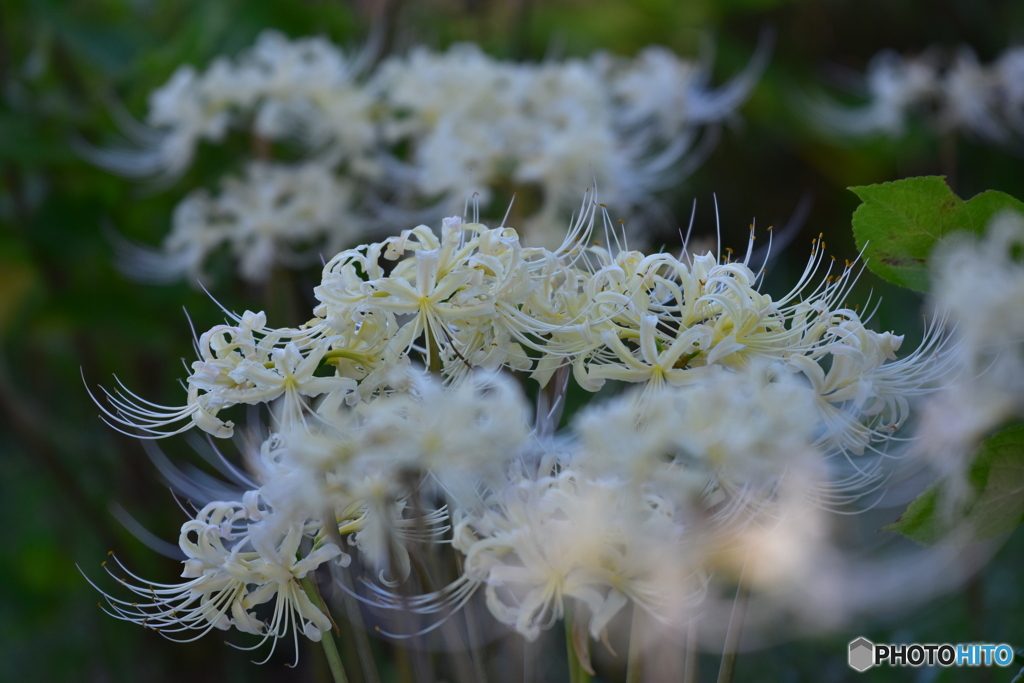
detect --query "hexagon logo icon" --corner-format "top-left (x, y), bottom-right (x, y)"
top-left (848, 637), bottom-right (874, 672)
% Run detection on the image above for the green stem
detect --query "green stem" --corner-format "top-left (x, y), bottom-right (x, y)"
top-left (301, 575), bottom-right (350, 683)
top-left (625, 606), bottom-right (644, 683)
top-left (425, 322), bottom-right (441, 374)
top-left (333, 561), bottom-right (382, 683)
top-left (394, 643), bottom-right (416, 683)
top-left (715, 561), bottom-right (750, 683)
top-left (564, 608), bottom-right (592, 683)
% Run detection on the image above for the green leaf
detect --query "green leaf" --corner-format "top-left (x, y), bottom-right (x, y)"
top-left (884, 425), bottom-right (1024, 544)
top-left (850, 176), bottom-right (1024, 292)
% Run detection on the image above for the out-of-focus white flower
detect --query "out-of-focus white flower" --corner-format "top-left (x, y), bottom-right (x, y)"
top-left (87, 33), bottom-right (766, 284)
top-left (454, 471), bottom-right (704, 642)
top-left (916, 211), bottom-right (1024, 487)
top-left (940, 48), bottom-right (1009, 143)
top-left (81, 30), bottom-right (378, 183)
top-left (807, 50), bottom-right (938, 138)
top-left (995, 47), bottom-right (1024, 133)
top-left (571, 365), bottom-right (823, 513)
top-left (252, 371), bottom-right (531, 581)
top-left (806, 44), bottom-right (1024, 145)
top-left (373, 40), bottom-right (766, 248)
top-left (118, 161), bottom-right (363, 285)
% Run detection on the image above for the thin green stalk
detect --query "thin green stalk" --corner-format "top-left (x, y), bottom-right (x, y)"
top-left (394, 642), bottom-right (416, 683)
top-left (564, 608), bottom-right (592, 683)
top-left (301, 575), bottom-right (350, 683)
top-left (425, 322), bottom-right (441, 374)
top-left (625, 607), bottom-right (644, 683)
top-left (715, 561), bottom-right (750, 683)
top-left (324, 521), bottom-right (381, 683)
top-left (336, 565), bottom-right (382, 683)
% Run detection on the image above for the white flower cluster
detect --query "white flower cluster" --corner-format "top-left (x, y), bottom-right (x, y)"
top-left (374, 41), bottom-right (766, 248)
top-left (917, 211), bottom-right (1024, 483)
top-left (86, 31), bottom-right (767, 283)
top-left (807, 46), bottom-right (1024, 144)
top-left (88, 202), bottom-right (949, 658)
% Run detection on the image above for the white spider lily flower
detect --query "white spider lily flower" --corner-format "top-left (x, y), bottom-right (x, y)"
top-left (241, 522), bottom-right (343, 645)
top-left (87, 191), bottom-right (968, 663)
top-left (672, 371), bottom-right (823, 503)
top-left (580, 314), bottom-right (712, 391)
top-left (458, 472), bottom-right (704, 642)
top-left (94, 501), bottom-right (260, 633)
top-left (94, 196), bottom-right (948, 464)
top-left (233, 342), bottom-right (358, 428)
top-left (786, 316), bottom-right (908, 454)
top-left (359, 468), bottom-right (705, 644)
top-left (92, 311), bottom-right (353, 438)
top-left (255, 427), bottom-right (423, 584)
top-left (569, 231), bottom-right (862, 394)
top-left (85, 502), bottom-right (343, 665)
top-left (314, 215), bottom-right (563, 372)
top-left (932, 212), bottom-right (1024, 365)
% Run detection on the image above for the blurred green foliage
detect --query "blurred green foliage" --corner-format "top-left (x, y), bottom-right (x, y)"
top-left (3, 0), bottom-right (1024, 681)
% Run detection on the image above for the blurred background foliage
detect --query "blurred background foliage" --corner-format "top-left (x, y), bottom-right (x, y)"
top-left (2, 0), bottom-right (1024, 681)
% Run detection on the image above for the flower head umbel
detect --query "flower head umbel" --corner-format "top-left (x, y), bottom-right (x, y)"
top-left (85, 33), bottom-right (767, 283)
top-left (87, 194), bottom-right (953, 661)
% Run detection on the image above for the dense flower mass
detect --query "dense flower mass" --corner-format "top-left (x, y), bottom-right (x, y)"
top-left (806, 45), bottom-right (1024, 143)
top-left (88, 196), bottom-right (954, 661)
top-left (84, 31), bottom-right (767, 282)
